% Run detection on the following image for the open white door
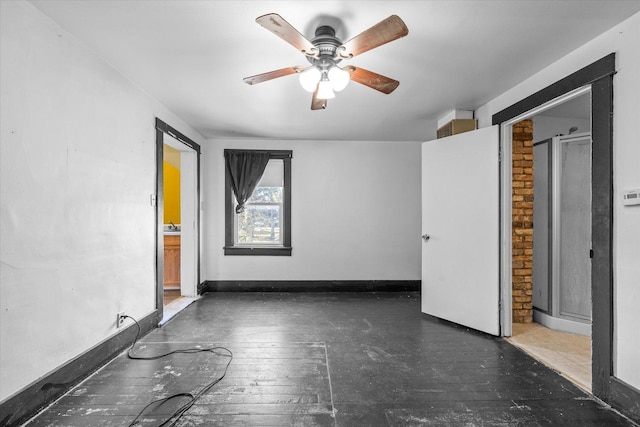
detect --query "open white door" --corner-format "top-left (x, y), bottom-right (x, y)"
top-left (421, 125), bottom-right (500, 336)
top-left (179, 150), bottom-right (198, 297)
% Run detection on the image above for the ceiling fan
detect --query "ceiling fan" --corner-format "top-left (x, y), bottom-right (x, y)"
top-left (243, 13), bottom-right (409, 110)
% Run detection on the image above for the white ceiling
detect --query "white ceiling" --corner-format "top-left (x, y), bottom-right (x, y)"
top-left (29, 1), bottom-right (640, 142)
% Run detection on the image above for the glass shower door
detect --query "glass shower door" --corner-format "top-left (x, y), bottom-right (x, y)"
top-left (553, 132), bottom-right (592, 323)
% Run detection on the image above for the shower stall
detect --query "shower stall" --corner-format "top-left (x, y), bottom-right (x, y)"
top-left (532, 131), bottom-right (592, 336)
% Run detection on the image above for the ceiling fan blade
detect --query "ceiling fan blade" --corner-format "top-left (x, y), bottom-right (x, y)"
top-left (345, 66), bottom-right (400, 94)
top-left (338, 15), bottom-right (408, 59)
top-left (311, 86), bottom-right (328, 110)
top-left (243, 66), bottom-right (306, 85)
top-left (256, 13), bottom-right (319, 58)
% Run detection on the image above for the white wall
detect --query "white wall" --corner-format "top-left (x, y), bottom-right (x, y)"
top-left (0, 1), bottom-right (203, 401)
top-left (202, 139), bottom-right (422, 282)
top-left (475, 12), bottom-right (640, 390)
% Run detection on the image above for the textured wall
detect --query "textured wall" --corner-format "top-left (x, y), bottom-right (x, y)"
top-left (0, 1), bottom-right (202, 401)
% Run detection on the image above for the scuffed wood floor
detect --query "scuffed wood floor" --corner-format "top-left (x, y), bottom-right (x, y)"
top-left (25, 292), bottom-right (635, 426)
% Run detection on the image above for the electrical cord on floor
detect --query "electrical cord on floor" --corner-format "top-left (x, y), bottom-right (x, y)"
top-left (122, 315), bottom-right (233, 427)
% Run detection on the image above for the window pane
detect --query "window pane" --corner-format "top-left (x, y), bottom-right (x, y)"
top-left (248, 187), bottom-right (282, 203)
top-left (236, 204), bottom-right (282, 244)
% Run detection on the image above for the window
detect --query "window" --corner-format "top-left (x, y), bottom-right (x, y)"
top-left (235, 160), bottom-right (283, 245)
top-left (224, 150), bottom-right (292, 256)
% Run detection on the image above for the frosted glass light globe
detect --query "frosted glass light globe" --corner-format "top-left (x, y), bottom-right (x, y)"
top-left (316, 80), bottom-right (335, 99)
top-left (328, 66), bottom-right (350, 92)
top-left (299, 67), bottom-right (321, 92)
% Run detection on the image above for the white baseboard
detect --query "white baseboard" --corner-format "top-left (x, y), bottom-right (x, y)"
top-left (533, 310), bottom-right (591, 337)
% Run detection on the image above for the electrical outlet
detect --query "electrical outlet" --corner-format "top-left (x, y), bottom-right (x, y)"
top-left (116, 312), bottom-right (127, 328)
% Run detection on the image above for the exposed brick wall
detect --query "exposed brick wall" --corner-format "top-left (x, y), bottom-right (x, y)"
top-left (512, 120), bottom-right (534, 323)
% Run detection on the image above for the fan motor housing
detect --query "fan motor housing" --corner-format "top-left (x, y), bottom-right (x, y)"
top-left (308, 25), bottom-right (342, 65)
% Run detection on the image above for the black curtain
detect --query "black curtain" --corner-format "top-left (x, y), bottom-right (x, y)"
top-left (224, 151), bottom-right (271, 213)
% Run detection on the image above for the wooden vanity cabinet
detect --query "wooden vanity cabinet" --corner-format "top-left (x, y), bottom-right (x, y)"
top-left (163, 235), bottom-right (180, 289)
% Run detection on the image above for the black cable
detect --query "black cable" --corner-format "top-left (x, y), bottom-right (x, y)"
top-left (123, 315), bottom-right (232, 427)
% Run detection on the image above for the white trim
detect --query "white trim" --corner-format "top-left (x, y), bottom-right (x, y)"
top-left (160, 296), bottom-right (199, 326)
top-left (533, 310), bottom-right (591, 337)
top-left (180, 150), bottom-right (198, 297)
top-left (499, 123), bottom-right (512, 337)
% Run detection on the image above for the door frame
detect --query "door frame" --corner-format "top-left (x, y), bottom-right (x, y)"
top-left (492, 54), bottom-right (640, 414)
top-left (155, 118), bottom-right (201, 313)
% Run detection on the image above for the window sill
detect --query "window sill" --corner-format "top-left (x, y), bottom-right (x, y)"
top-left (224, 246), bottom-right (292, 256)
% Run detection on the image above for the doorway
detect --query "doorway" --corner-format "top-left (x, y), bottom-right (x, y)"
top-left (507, 91), bottom-right (594, 392)
top-left (493, 54), bottom-right (615, 401)
top-left (501, 88), bottom-right (594, 392)
top-left (163, 144), bottom-right (182, 305)
top-left (155, 119), bottom-right (201, 321)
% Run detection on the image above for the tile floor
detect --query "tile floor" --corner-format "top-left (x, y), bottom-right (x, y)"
top-left (507, 322), bottom-right (592, 393)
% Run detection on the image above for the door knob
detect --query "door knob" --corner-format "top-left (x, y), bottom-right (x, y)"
top-left (421, 234), bottom-right (430, 242)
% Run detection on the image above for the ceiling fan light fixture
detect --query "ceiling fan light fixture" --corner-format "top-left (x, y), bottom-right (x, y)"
top-left (328, 66), bottom-right (350, 92)
top-left (246, 13), bottom-right (408, 109)
top-left (316, 79), bottom-right (335, 99)
top-left (299, 67), bottom-right (321, 92)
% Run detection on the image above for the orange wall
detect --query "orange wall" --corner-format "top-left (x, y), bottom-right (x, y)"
top-left (163, 161), bottom-right (180, 224)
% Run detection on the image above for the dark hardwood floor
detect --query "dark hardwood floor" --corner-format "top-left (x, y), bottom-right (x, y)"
top-left (25, 292), bottom-right (636, 426)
